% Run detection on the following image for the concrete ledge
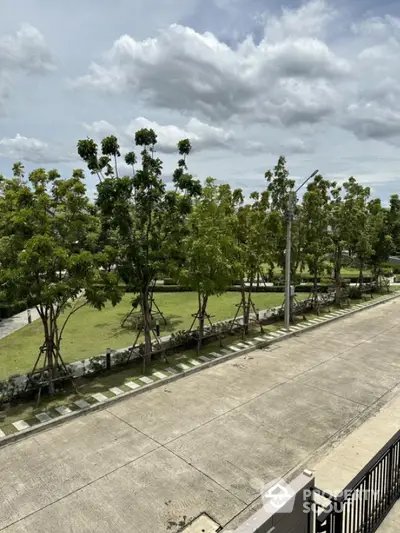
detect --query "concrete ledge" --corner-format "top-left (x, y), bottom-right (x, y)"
top-left (0, 292), bottom-right (398, 449)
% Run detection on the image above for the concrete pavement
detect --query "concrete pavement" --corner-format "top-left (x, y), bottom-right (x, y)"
top-left (1, 298), bottom-right (400, 532)
top-left (0, 308), bottom-right (39, 340)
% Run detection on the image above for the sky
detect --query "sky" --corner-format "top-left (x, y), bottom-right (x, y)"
top-left (1, 0), bottom-right (400, 200)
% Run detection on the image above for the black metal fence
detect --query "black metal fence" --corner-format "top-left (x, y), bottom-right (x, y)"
top-left (313, 429), bottom-right (400, 533)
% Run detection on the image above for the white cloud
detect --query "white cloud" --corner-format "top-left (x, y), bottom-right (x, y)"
top-left (84, 116), bottom-right (236, 154)
top-left (0, 24), bottom-right (55, 113)
top-left (74, 1), bottom-right (349, 127)
top-left (0, 134), bottom-right (73, 164)
top-left (73, 1), bottom-right (400, 148)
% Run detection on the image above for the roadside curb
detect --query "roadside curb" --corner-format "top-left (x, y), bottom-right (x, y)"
top-left (1, 292), bottom-right (398, 449)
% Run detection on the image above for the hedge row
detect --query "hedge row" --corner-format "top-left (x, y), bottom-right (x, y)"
top-left (126, 284), bottom-right (332, 294)
top-left (0, 301), bottom-right (28, 320)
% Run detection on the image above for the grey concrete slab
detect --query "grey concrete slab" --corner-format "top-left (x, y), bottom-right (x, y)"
top-left (55, 405), bottom-right (72, 416)
top-left (109, 371), bottom-right (244, 443)
top-left (293, 356), bottom-right (399, 406)
top-left (167, 381), bottom-right (364, 503)
top-left (125, 380), bottom-right (140, 390)
top-left (92, 392), bottom-right (108, 402)
top-left (0, 411), bottom-right (157, 530)
top-left (12, 420), bottom-right (29, 431)
top-left (138, 376), bottom-right (153, 384)
top-left (36, 413), bottom-right (52, 423)
top-left (2, 298), bottom-right (400, 533)
top-left (74, 399), bottom-right (90, 409)
top-left (377, 501), bottom-right (400, 533)
top-left (3, 448), bottom-right (243, 533)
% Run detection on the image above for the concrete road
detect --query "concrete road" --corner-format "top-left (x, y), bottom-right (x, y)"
top-left (1, 299), bottom-right (400, 533)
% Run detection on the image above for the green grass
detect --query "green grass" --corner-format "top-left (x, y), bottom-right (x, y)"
top-left (0, 289), bottom-right (396, 431)
top-left (0, 291), bottom-right (308, 380)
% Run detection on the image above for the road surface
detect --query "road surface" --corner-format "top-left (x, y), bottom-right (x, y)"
top-left (1, 298), bottom-right (400, 532)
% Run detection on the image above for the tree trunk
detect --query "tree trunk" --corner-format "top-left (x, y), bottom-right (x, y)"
top-left (141, 287), bottom-right (152, 371)
top-left (359, 259), bottom-right (364, 288)
top-left (334, 244), bottom-right (342, 305)
top-left (245, 279), bottom-right (254, 336)
top-left (197, 292), bottom-right (208, 355)
top-left (240, 279), bottom-right (247, 337)
top-left (40, 309), bottom-right (57, 396)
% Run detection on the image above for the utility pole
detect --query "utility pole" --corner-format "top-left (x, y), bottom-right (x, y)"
top-left (284, 192), bottom-right (295, 330)
top-left (284, 170), bottom-right (319, 330)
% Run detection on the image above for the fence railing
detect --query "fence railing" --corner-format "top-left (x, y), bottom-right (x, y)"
top-left (313, 429), bottom-right (400, 533)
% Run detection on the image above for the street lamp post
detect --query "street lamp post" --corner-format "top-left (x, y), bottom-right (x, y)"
top-left (284, 169), bottom-right (319, 330)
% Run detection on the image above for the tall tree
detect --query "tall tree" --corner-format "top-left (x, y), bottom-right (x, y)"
top-left (388, 194), bottom-right (400, 254)
top-left (235, 190), bottom-right (271, 333)
top-left (369, 198), bottom-right (394, 281)
top-left (265, 156), bottom-right (303, 281)
top-left (302, 175), bottom-right (335, 294)
top-left (179, 178), bottom-right (239, 352)
top-left (0, 167), bottom-right (121, 395)
top-left (327, 183), bottom-right (348, 304)
top-left (79, 130), bottom-right (201, 370)
top-left (342, 177), bottom-right (371, 287)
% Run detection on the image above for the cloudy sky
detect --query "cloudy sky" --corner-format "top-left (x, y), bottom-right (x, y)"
top-left (1, 0), bottom-right (400, 199)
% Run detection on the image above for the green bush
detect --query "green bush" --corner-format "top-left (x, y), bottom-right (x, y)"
top-left (0, 301), bottom-right (28, 319)
top-left (125, 284), bottom-right (331, 294)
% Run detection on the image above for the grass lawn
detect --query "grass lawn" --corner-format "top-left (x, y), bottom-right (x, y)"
top-left (0, 291), bottom-right (308, 380)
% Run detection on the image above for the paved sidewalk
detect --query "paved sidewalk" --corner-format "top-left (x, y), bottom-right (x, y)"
top-left (378, 501), bottom-right (399, 532)
top-left (310, 390), bottom-right (400, 494)
top-left (1, 298), bottom-right (400, 533)
top-left (0, 307), bottom-right (39, 340)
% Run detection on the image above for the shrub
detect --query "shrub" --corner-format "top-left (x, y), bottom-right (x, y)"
top-left (0, 301), bottom-right (29, 320)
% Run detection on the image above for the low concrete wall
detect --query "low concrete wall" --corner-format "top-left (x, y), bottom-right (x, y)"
top-left (230, 472), bottom-right (315, 533)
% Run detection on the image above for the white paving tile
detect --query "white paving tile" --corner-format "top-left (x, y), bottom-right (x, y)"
top-left (36, 412), bottom-right (52, 423)
top-left (166, 367), bottom-right (179, 375)
top-left (12, 420), bottom-right (29, 431)
top-left (153, 371), bottom-right (168, 379)
top-left (0, 428), bottom-right (5, 438)
top-left (74, 399), bottom-right (90, 409)
top-left (109, 387), bottom-right (124, 396)
top-left (244, 340), bottom-right (255, 345)
top-left (267, 332), bottom-right (281, 337)
top-left (125, 381), bottom-right (140, 390)
top-left (210, 351), bottom-right (223, 357)
top-left (139, 376), bottom-right (154, 384)
top-left (236, 343), bottom-right (248, 348)
top-left (92, 392), bottom-right (108, 402)
top-left (55, 405), bottom-right (72, 416)
top-left (254, 337), bottom-right (265, 342)
top-left (199, 355), bottom-right (211, 362)
top-left (188, 359), bottom-right (201, 366)
top-left (177, 363), bottom-right (190, 370)
top-left (229, 345), bottom-right (242, 352)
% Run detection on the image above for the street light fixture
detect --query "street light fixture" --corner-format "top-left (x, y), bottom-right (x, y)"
top-left (284, 169), bottom-right (319, 330)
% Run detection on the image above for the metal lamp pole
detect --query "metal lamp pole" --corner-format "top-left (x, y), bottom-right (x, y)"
top-left (284, 169), bottom-right (319, 330)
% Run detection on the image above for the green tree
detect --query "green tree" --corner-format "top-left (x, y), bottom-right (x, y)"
top-left (179, 178), bottom-right (239, 352)
top-left (302, 176), bottom-right (335, 293)
top-left (235, 190), bottom-right (271, 334)
top-left (265, 156), bottom-right (303, 282)
top-left (369, 198), bottom-right (394, 281)
top-left (79, 129), bottom-right (201, 370)
top-left (0, 168), bottom-right (121, 395)
top-left (327, 184), bottom-right (348, 303)
top-left (342, 177), bottom-right (371, 286)
top-left (388, 194), bottom-right (400, 254)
